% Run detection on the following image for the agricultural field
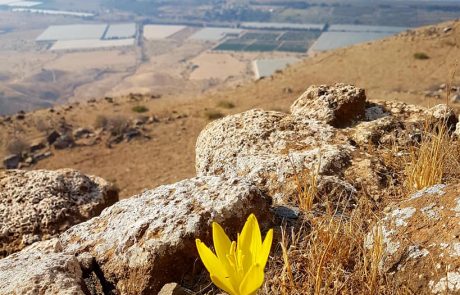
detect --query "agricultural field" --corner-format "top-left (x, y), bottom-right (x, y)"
top-left (143, 25), bottom-right (186, 40)
top-left (240, 32), bottom-right (281, 41)
top-left (188, 27), bottom-right (243, 41)
top-left (213, 29), bottom-right (317, 53)
top-left (309, 31), bottom-right (397, 53)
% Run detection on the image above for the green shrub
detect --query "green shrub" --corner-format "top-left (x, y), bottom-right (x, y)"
top-left (204, 110), bottom-right (224, 121)
top-left (132, 105), bottom-right (149, 113)
top-left (217, 100), bottom-right (235, 109)
top-left (414, 52), bottom-right (430, 60)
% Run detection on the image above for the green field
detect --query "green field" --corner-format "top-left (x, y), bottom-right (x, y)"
top-left (245, 41), bottom-right (280, 52)
top-left (279, 31), bottom-right (321, 41)
top-left (240, 32), bottom-right (281, 41)
top-left (276, 41), bottom-right (309, 52)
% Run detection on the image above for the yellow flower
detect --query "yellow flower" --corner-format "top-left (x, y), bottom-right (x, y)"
top-left (196, 214), bottom-right (273, 295)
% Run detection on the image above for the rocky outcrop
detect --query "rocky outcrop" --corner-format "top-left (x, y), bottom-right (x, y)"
top-left (2, 84), bottom-right (458, 294)
top-left (0, 169), bottom-right (119, 257)
top-left (59, 176), bottom-right (269, 294)
top-left (0, 239), bottom-right (84, 295)
top-left (366, 184), bottom-right (460, 294)
top-left (195, 108), bottom-right (354, 205)
top-left (0, 176), bottom-right (270, 295)
top-left (290, 83), bottom-right (366, 127)
top-left (196, 84), bottom-right (458, 208)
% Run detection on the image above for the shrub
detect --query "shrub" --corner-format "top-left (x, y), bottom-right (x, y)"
top-left (94, 114), bottom-right (109, 129)
top-left (34, 118), bottom-right (53, 134)
top-left (107, 115), bottom-right (129, 136)
top-left (217, 100), bottom-right (235, 109)
top-left (204, 110), bottom-right (224, 121)
top-left (413, 52), bottom-right (429, 60)
top-left (94, 115), bottom-right (128, 136)
top-left (5, 137), bottom-right (29, 155)
top-left (132, 105), bottom-right (149, 113)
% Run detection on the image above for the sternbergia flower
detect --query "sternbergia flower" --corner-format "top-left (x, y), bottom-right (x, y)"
top-left (196, 214), bottom-right (273, 295)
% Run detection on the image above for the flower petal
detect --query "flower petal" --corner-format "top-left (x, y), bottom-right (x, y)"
top-left (258, 228), bottom-right (273, 267)
top-left (250, 214), bottom-right (262, 257)
top-left (211, 274), bottom-right (238, 295)
top-left (213, 222), bottom-right (232, 260)
top-left (196, 239), bottom-right (226, 279)
top-left (239, 214), bottom-right (256, 254)
top-left (238, 263), bottom-right (264, 295)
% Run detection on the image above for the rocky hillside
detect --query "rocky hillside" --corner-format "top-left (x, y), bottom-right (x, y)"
top-left (0, 20), bottom-right (459, 199)
top-left (1, 84), bottom-right (459, 294)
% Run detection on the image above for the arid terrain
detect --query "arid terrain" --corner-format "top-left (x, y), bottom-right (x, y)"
top-left (1, 20), bottom-right (459, 198)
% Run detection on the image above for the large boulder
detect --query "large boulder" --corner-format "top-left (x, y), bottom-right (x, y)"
top-left (0, 169), bottom-right (119, 257)
top-left (195, 108), bottom-right (355, 204)
top-left (290, 84), bottom-right (366, 127)
top-left (365, 184), bottom-right (460, 294)
top-left (59, 176), bottom-right (271, 294)
top-left (0, 239), bottom-right (84, 295)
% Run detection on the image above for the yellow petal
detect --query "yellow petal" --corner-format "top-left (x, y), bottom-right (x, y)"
top-left (195, 239), bottom-right (226, 279)
top-left (238, 263), bottom-right (264, 295)
top-left (213, 222), bottom-right (232, 261)
top-left (258, 228), bottom-right (273, 267)
top-left (211, 274), bottom-right (238, 295)
top-left (239, 214), bottom-right (256, 254)
top-left (250, 215), bottom-right (262, 257)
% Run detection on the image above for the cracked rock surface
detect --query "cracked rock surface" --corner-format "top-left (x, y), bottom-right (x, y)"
top-left (0, 169), bottom-right (119, 257)
top-left (366, 184), bottom-right (460, 294)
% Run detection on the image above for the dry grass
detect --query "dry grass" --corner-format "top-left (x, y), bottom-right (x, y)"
top-left (404, 120), bottom-right (454, 191)
top-left (262, 198), bottom-right (403, 295)
top-left (291, 159), bottom-right (320, 212)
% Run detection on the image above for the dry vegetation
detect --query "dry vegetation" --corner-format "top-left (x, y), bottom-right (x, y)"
top-left (188, 119), bottom-right (460, 295)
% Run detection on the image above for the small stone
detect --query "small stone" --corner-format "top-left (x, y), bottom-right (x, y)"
top-left (158, 283), bottom-right (188, 295)
top-left (450, 94), bottom-right (460, 104)
top-left (46, 130), bottom-right (61, 145)
top-left (3, 154), bottom-right (21, 169)
top-left (54, 134), bottom-right (74, 149)
top-left (29, 139), bottom-right (46, 152)
top-left (73, 127), bottom-right (92, 139)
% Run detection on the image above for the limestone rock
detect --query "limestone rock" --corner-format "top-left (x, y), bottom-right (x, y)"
top-left (158, 283), bottom-right (188, 295)
top-left (73, 127), bottom-right (93, 139)
top-left (195, 108), bottom-right (355, 204)
top-left (290, 84), bottom-right (366, 127)
top-left (0, 169), bottom-right (119, 257)
top-left (366, 184), bottom-right (460, 294)
top-left (424, 104), bottom-right (458, 130)
top-left (59, 176), bottom-right (271, 294)
top-left (0, 239), bottom-right (85, 295)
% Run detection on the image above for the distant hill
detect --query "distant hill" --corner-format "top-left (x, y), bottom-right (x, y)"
top-left (0, 20), bottom-right (459, 198)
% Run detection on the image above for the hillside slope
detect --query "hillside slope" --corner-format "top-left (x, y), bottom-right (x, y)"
top-left (0, 20), bottom-right (459, 198)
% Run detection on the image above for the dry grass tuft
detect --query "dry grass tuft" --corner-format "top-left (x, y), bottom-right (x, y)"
top-left (262, 199), bottom-right (401, 295)
top-left (292, 166), bottom-right (319, 212)
top-left (404, 120), bottom-right (454, 191)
